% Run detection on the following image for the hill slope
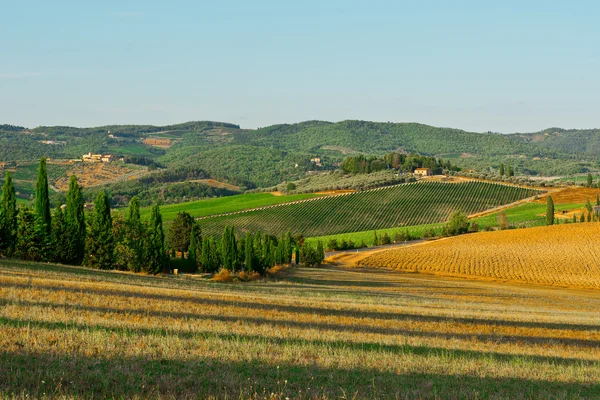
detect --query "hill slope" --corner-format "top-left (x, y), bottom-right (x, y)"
top-left (3, 120), bottom-right (600, 189)
top-left (358, 223), bottom-right (600, 289)
top-left (197, 181), bottom-right (542, 237)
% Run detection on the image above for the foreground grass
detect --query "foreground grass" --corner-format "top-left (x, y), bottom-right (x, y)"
top-left (136, 192), bottom-right (320, 222)
top-left (1, 260), bottom-right (600, 399)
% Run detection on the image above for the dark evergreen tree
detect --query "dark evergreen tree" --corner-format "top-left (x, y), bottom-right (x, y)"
top-left (295, 246), bottom-right (300, 265)
top-left (1, 172), bottom-right (17, 255)
top-left (64, 175), bottom-right (86, 265)
top-left (169, 211), bottom-right (195, 259)
top-left (546, 195), bottom-right (554, 226)
top-left (85, 190), bottom-right (114, 269)
top-left (145, 204), bottom-right (166, 274)
top-left (316, 240), bottom-right (325, 264)
top-left (499, 163), bottom-right (505, 176)
top-left (587, 173), bottom-right (593, 188)
top-left (35, 157), bottom-right (51, 234)
top-left (15, 207), bottom-right (46, 261)
top-left (188, 224), bottom-right (199, 271)
top-left (580, 212), bottom-right (585, 223)
top-left (51, 205), bottom-right (68, 263)
top-left (244, 232), bottom-right (254, 271)
top-left (124, 196), bottom-right (145, 272)
top-left (220, 226), bottom-right (238, 270)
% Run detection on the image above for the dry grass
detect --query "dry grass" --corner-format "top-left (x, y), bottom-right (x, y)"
top-left (359, 223), bottom-right (600, 289)
top-left (537, 186), bottom-right (600, 204)
top-left (54, 163), bottom-right (146, 190)
top-left (1, 260), bottom-right (600, 399)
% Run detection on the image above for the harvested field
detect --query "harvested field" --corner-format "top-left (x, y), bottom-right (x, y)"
top-left (537, 186), bottom-right (600, 204)
top-left (1, 260), bottom-right (600, 399)
top-left (358, 223), bottom-right (600, 289)
top-left (143, 137), bottom-right (173, 148)
top-left (54, 163), bottom-right (147, 190)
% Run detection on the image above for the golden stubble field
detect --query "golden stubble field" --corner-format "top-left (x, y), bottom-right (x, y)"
top-left (1, 260), bottom-right (600, 399)
top-left (359, 223), bottom-right (600, 290)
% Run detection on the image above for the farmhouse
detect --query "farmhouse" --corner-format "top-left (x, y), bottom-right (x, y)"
top-left (414, 167), bottom-right (433, 177)
top-left (310, 157), bottom-right (323, 167)
top-left (82, 152), bottom-right (112, 163)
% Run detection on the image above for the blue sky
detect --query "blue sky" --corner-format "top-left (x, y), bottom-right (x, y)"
top-left (1, 0), bottom-right (599, 132)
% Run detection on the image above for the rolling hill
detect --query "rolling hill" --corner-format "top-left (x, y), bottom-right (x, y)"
top-left (196, 181), bottom-right (542, 238)
top-left (357, 222), bottom-right (600, 289)
top-left (3, 120), bottom-right (600, 193)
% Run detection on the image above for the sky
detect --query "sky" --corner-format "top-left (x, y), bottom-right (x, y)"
top-left (1, 0), bottom-right (599, 133)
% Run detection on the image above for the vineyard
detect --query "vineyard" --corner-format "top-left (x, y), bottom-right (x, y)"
top-left (358, 222), bottom-right (600, 289)
top-left (197, 181), bottom-right (543, 237)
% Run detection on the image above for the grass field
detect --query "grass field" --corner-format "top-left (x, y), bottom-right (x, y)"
top-left (197, 181), bottom-right (542, 238)
top-left (138, 192), bottom-right (320, 222)
top-left (358, 222), bottom-right (600, 289)
top-left (1, 260), bottom-right (599, 399)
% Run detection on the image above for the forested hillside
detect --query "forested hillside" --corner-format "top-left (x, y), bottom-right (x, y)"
top-left (2, 120), bottom-right (600, 191)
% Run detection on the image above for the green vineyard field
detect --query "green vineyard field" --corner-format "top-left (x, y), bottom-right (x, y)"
top-left (197, 181), bottom-right (543, 238)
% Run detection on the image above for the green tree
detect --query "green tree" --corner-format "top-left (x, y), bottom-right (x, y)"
top-left (499, 163), bottom-right (505, 176)
top-left (0, 172), bottom-right (17, 255)
top-left (580, 212), bottom-right (585, 223)
top-left (286, 182), bottom-right (297, 192)
top-left (168, 211), bottom-right (195, 259)
top-left (220, 226), bottom-right (238, 271)
top-left (85, 190), bottom-right (114, 269)
top-left (444, 211), bottom-right (469, 236)
top-left (145, 204), bottom-right (166, 274)
top-left (295, 246), bottom-right (300, 265)
top-left (64, 175), bottom-right (86, 265)
top-left (546, 196), bottom-right (554, 226)
top-left (35, 157), bottom-right (52, 234)
top-left (587, 173), bottom-right (593, 188)
top-left (15, 207), bottom-right (46, 261)
top-left (244, 232), bottom-right (254, 271)
top-left (585, 197), bottom-right (593, 214)
top-left (51, 205), bottom-right (68, 263)
top-left (188, 224), bottom-right (199, 271)
top-left (316, 240), bottom-right (325, 264)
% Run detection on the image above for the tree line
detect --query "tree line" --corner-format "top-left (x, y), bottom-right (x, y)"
top-left (0, 158), bottom-right (325, 274)
top-left (340, 152), bottom-right (457, 175)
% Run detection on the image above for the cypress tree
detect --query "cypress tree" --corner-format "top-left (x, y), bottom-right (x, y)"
top-left (35, 157), bottom-right (52, 235)
top-left (580, 212), bottom-right (585, 223)
top-left (573, 213), bottom-right (577, 223)
top-left (316, 240), bottom-right (325, 265)
top-left (146, 204), bottom-right (166, 274)
top-left (200, 236), bottom-right (211, 272)
top-left (587, 173), bottom-right (593, 188)
top-left (125, 196), bottom-right (145, 272)
top-left (586, 197), bottom-right (593, 214)
top-left (499, 163), bottom-right (504, 176)
top-left (51, 205), bottom-right (68, 263)
top-left (587, 212), bottom-right (592, 223)
top-left (189, 225), bottom-right (198, 271)
top-left (64, 175), bottom-right (86, 265)
top-left (295, 246), bottom-right (300, 265)
top-left (85, 190), bottom-right (114, 269)
top-left (220, 226), bottom-right (237, 271)
top-left (1, 172), bottom-right (17, 255)
top-left (546, 196), bottom-right (554, 226)
top-left (596, 194), bottom-right (600, 206)
top-left (15, 207), bottom-right (46, 261)
top-left (244, 232), bottom-right (253, 271)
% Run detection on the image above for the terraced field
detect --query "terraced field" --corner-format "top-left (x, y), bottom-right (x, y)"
top-left (198, 181), bottom-right (542, 237)
top-left (358, 222), bottom-right (600, 289)
top-left (1, 260), bottom-right (599, 399)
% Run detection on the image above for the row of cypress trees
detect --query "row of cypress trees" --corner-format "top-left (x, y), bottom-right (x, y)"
top-left (0, 158), bottom-right (167, 273)
top-left (192, 228), bottom-right (325, 273)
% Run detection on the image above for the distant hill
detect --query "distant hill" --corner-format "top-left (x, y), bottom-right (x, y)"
top-left (2, 120), bottom-right (600, 189)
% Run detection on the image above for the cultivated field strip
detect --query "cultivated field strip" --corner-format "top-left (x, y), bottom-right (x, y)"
top-left (1, 261), bottom-right (599, 398)
top-left (359, 223), bottom-right (600, 289)
top-left (197, 181), bottom-right (542, 237)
